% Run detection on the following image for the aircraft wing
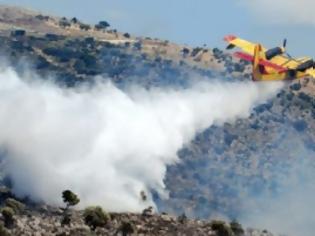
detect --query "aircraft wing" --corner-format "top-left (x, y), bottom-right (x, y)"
top-left (306, 68), bottom-right (315, 78)
top-left (224, 35), bottom-right (267, 54)
top-left (268, 55), bottom-right (301, 69)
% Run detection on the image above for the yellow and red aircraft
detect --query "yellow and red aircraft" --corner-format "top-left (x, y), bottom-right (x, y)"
top-left (224, 35), bottom-right (315, 81)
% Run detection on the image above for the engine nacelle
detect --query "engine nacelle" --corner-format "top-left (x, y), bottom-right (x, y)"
top-left (296, 59), bottom-right (315, 72)
top-left (265, 47), bottom-right (283, 60)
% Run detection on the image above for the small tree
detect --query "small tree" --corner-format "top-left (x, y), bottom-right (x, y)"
top-left (61, 190), bottom-right (80, 226)
top-left (140, 191), bottom-right (147, 201)
top-left (71, 17), bottom-right (78, 24)
top-left (182, 48), bottom-right (190, 57)
top-left (95, 21), bottom-right (110, 30)
top-left (123, 33), bottom-right (130, 38)
top-left (62, 190), bottom-right (80, 210)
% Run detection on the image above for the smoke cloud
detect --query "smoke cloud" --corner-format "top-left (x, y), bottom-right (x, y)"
top-left (239, 0), bottom-right (315, 25)
top-left (241, 136), bottom-right (315, 236)
top-left (0, 66), bottom-right (282, 212)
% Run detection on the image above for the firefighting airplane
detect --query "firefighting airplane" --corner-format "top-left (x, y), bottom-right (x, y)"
top-left (224, 35), bottom-right (315, 81)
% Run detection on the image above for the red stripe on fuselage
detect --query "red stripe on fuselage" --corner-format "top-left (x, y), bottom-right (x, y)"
top-left (234, 51), bottom-right (287, 72)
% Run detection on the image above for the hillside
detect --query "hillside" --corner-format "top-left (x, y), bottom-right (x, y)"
top-left (0, 5), bottom-right (249, 84)
top-left (0, 5), bottom-right (313, 236)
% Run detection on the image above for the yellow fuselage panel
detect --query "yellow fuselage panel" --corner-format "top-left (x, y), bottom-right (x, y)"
top-left (257, 71), bottom-right (307, 81)
top-left (269, 56), bottom-right (312, 69)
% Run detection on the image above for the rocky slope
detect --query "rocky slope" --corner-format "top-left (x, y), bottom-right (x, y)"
top-left (0, 192), bottom-right (272, 236)
top-left (0, 5), bottom-right (247, 86)
top-left (0, 5), bottom-right (313, 236)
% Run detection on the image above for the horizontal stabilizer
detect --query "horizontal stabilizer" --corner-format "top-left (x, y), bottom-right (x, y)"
top-left (224, 35), bottom-right (237, 42)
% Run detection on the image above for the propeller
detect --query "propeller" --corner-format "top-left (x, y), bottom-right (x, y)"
top-left (282, 38), bottom-right (292, 58)
top-left (283, 37), bottom-right (315, 71)
top-left (283, 38), bottom-right (287, 49)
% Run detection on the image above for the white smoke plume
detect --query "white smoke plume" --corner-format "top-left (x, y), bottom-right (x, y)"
top-left (239, 0), bottom-right (315, 25)
top-left (244, 183), bottom-right (315, 236)
top-left (0, 66), bottom-right (282, 212)
top-left (241, 139), bottom-right (315, 236)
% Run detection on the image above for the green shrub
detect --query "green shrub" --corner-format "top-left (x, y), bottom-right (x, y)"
top-left (119, 221), bottom-right (135, 236)
top-left (191, 47), bottom-right (203, 57)
top-left (79, 23), bottom-right (91, 31)
top-left (59, 18), bottom-right (71, 28)
top-left (1, 207), bottom-right (14, 228)
top-left (71, 17), bottom-right (78, 24)
top-left (182, 48), bottom-right (190, 56)
top-left (290, 83), bottom-right (301, 91)
top-left (210, 220), bottom-right (234, 236)
top-left (61, 213), bottom-right (71, 226)
top-left (95, 21), bottom-right (110, 30)
top-left (10, 30), bottom-right (26, 37)
top-left (0, 223), bottom-right (10, 236)
top-left (133, 42), bottom-right (142, 51)
top-left (35, 15), bottom-right (50, 21)
top-left (4, 198), bottom-right (25, 214)
top-left (230, 220), bottom-right (244, 236)
top-left (83, 206), bottom-right (109, 230)
top-left (123, 33), bottom-right (130, 38)
top-left (177, 213), bottom-right (187, 224)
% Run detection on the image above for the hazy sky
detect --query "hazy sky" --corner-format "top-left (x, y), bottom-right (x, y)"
top-left (1, 0), bottom-right (315, 57)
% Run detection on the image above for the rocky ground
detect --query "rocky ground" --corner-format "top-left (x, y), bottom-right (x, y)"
top-left (0, 191), bottom-right (273, 236)
top-left (9, 213), bottom-right (272, 236)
